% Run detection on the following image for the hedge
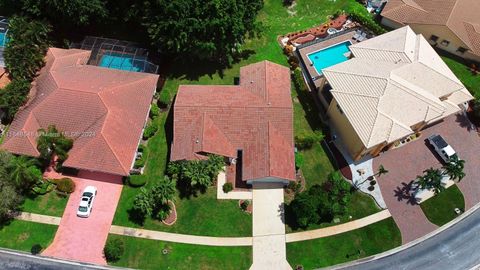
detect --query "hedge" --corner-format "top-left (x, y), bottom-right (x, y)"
top-left (128, 176), bottom-right (147, 187)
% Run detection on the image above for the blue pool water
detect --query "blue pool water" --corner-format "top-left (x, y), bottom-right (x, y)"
top-left (307, 41), bottom-right (351, 75)
top-left (0, 32), bottom-right (8, 47)
top-left (99, 53), bottom-right (147, 72)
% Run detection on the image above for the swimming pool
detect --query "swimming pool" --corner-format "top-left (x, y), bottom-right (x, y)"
top-left (99, 53), bottom-right (147, 72)
top-left (0, 32), bottom-right (8, 47)
top-left (307, 41), bottom-right (351, 75)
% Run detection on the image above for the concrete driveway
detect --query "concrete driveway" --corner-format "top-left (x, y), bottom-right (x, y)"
top-left (373, 113), bottom-right (480, 244)
top-left (42, 171), bottom-right (123, 265)
top-left (250, 182), bottom-right (291, 270)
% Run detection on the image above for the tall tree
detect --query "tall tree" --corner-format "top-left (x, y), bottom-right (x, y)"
top-left (18, 0), bottom-right (107, 26)
top-left (139, 0), bottom-right (263, 63)
top-left (37, 125), bottom-right (74, 167)
top-left (7, 156), bottom-right (42, 191)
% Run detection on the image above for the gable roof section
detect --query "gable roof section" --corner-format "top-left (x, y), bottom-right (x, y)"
top-left (171, 61), bottom-right (295, 182)
top-left (381, 0), bottom-right (480, 56)
top-left (2, 48), bottom-right (159, 175)
top-left (323, 26), bottom-right (473, 149)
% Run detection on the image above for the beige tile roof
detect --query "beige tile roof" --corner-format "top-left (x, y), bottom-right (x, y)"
top-left (323, 26), bottom-right (473, 149)
top-left (381, 0), bottom-right (480, 56)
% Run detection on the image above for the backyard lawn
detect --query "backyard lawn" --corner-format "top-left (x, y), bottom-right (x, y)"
top-left (0, 220), bottom-right (57, 253)
top-left (285, 191), bottom-right (380, 233)
top-left (420, 185), bottom-right (465, 226)
top-left (108, 235), bottom-right (252, 270)
top-left (442, 56), bottom-right (480, 97)
top-left (287, 218), bottom-right (402, 269)
top-left (21, 192), bottom-right (69, 217)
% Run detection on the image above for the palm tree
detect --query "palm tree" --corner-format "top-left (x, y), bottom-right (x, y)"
top-left (151, 176), bottom-right (176, 205)
top-left (443, 155), bottom-right (466, 182)
top-left (417, 168), bottom-right (445, 195)
top-left (375, 165), bottom-right (389, 177)
top-left (8, 156), bottom-right (42, 190)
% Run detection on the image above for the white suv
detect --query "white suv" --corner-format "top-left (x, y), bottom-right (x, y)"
top-left (426, 134), bottom-right (456, 164)
top-left (77, 186), bottom-right (97, 218)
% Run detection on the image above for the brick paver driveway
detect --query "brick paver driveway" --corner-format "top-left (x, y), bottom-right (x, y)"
top-left (42, 171), bottom-right (123, 265)
top-left (373, 114), bottom-right (480, 244)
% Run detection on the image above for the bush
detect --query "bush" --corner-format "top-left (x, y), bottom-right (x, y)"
top-left (158, 91), bottom-right (171, 109)
top-left (128, 176), bottom-right (147, 187)
top-left (223, 182), bottom-right (233, 193)
top-left (55, 178), bottom-right (75, 193)
top-left (104, 238), bottom-right (125, 263)
top-left (32, 180), bottom-right (55, 195)
top-left (288, 55), bottom-right (300, 70)
top-left (0, 79), bottom-right (31, 122)
top-left (295, 152), bottom-right (304, 170)
top-left (240, 200), bottom-right (250, 211)
top-left (295, 131), bottom-right (324, 150)
top-left (149, 103), bottom-right (160, 119)
top-left (292, 69), bottom-right (306, 92)
top-left (134, 158), bottom-right (145, 168)
top-left (137, 144), bottom-right (145, 153)
top-left (346, 9), bottom-right (386, 35)
top-left (288, 181), bottom-right (302, 194)
top-left (143, 122), bottom-right (158, 139)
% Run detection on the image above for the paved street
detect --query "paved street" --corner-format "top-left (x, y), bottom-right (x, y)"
top-left (333, 205), bottom-right (480, 270)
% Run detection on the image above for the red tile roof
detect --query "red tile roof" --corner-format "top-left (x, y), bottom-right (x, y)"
top-left (2, 48), bottom-right (159, 176)
top-left (381, 0), bottom-right (480, 56)
top-left (171, 61), bottom-right (295, 182)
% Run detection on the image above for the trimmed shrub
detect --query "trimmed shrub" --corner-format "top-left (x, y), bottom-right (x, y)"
top-left (137, 144), bottom-right (145, 153)
top-left (223, 182), bottom-right (233, 193)
top-left (134, 158), bottom-right (145, 168)
top-left (295, 131), bottom-right (324, 150)
top-left (55, 178), bottom-right (75, 193)
top-left (104, 238), bottom-right (125, 263)
top-left (240, 200), bottom-right (250, 211)
top-left (143, 122), bottom-right (158, 139)
top-left (295, 152), bottom-right (304, 170)
top-left (158, 91), bottom-right (171, 109)
top-left (32, 180), bottom-right (55, 195)
top-left (149, 103), bottom-right (160, 119)
top-left (128, 176), bottom-right (147, 187)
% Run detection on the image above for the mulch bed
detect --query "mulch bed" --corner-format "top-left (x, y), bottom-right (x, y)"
top-left (162, 201), bottom-right (177, 226)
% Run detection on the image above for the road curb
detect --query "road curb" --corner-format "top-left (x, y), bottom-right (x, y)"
top-left (0, 247), bottom-right (130, 269)
top-left (322, 202), bottom-right (480, 269)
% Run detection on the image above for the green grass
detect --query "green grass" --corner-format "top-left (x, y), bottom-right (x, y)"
top-left (287, 218), bottom-right (401, 269)
top-left (420, 185), bottom-right (465, 226)
top-left (108, 234), bottom-right (252, 270)
top-left (0, 220), bottom-right (58, 253)
top-left (286, 191), bottom-right (380, 233)
top-left (442, 56), bottom-right (480, 97)
top-left (21, 192), bottom-right (69, 217)
top-left (113, 112), bottom-right (252, 237)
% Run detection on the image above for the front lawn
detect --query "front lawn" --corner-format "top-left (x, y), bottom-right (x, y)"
top-left (287, 218), bottom-right (401, 269)
top-left (420, 185), bottom-right (465, 226)
top-left (0, 220), bottom-right (58, 253)
top-left (21, 192), bottom-right (69, 217)
top-left (442, 56), bottom-right (480, 97)
top-left (285, 191), bottom-right (380, 233)
top-left (107, 235), bottom-right (252, 270)
top-left (113, 112), bottom-right (252, 237)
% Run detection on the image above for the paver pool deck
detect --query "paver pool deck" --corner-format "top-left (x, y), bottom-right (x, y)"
top-left (42, 171), bottom-right (123, 265)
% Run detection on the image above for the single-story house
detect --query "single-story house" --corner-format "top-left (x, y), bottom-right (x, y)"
top-left (171, 61), bottom-right (295, 186)
top-left (2, 48), bottom-right (159, 176)
top-left (319, 26), bottom-right (473, 161)
top-left (380, 0), bottom-right (480, 62)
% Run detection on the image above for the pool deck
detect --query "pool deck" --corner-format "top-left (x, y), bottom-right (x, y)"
top-left (297, 30), bottom-right (360, 90)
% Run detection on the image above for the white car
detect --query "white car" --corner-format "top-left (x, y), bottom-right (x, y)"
top-left (77, 186), bottom-right (97, 218)
top-left (426, 134), bottom-right (456, 164)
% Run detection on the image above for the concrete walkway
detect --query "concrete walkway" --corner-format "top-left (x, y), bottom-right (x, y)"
top-left (216, 170), bottom-right (252, 200)
top-left (15, 209), bottom-right (391, 246)
top-left (250, 183), bottom-right (291, 270)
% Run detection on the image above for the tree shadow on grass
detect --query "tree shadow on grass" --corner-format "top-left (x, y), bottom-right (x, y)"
top-left (127, 207), bottom-right (146, 226)
top-left (176, 178), bottom-right (207, 200)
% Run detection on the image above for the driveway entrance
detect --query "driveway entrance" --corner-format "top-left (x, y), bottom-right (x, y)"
top-left (42, 171), bottom-right (123, 265)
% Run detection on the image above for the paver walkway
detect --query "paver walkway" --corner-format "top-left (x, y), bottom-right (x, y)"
top-left (42, 171), bottom-right (123, 265)
top-left (250, 182), bottom-right (291, 270)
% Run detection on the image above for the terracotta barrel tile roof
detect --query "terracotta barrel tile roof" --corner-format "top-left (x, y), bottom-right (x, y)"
top-left (2, 48), bottom-right (159, 176)
top-left (171, 61), bottom-right (295, 182)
